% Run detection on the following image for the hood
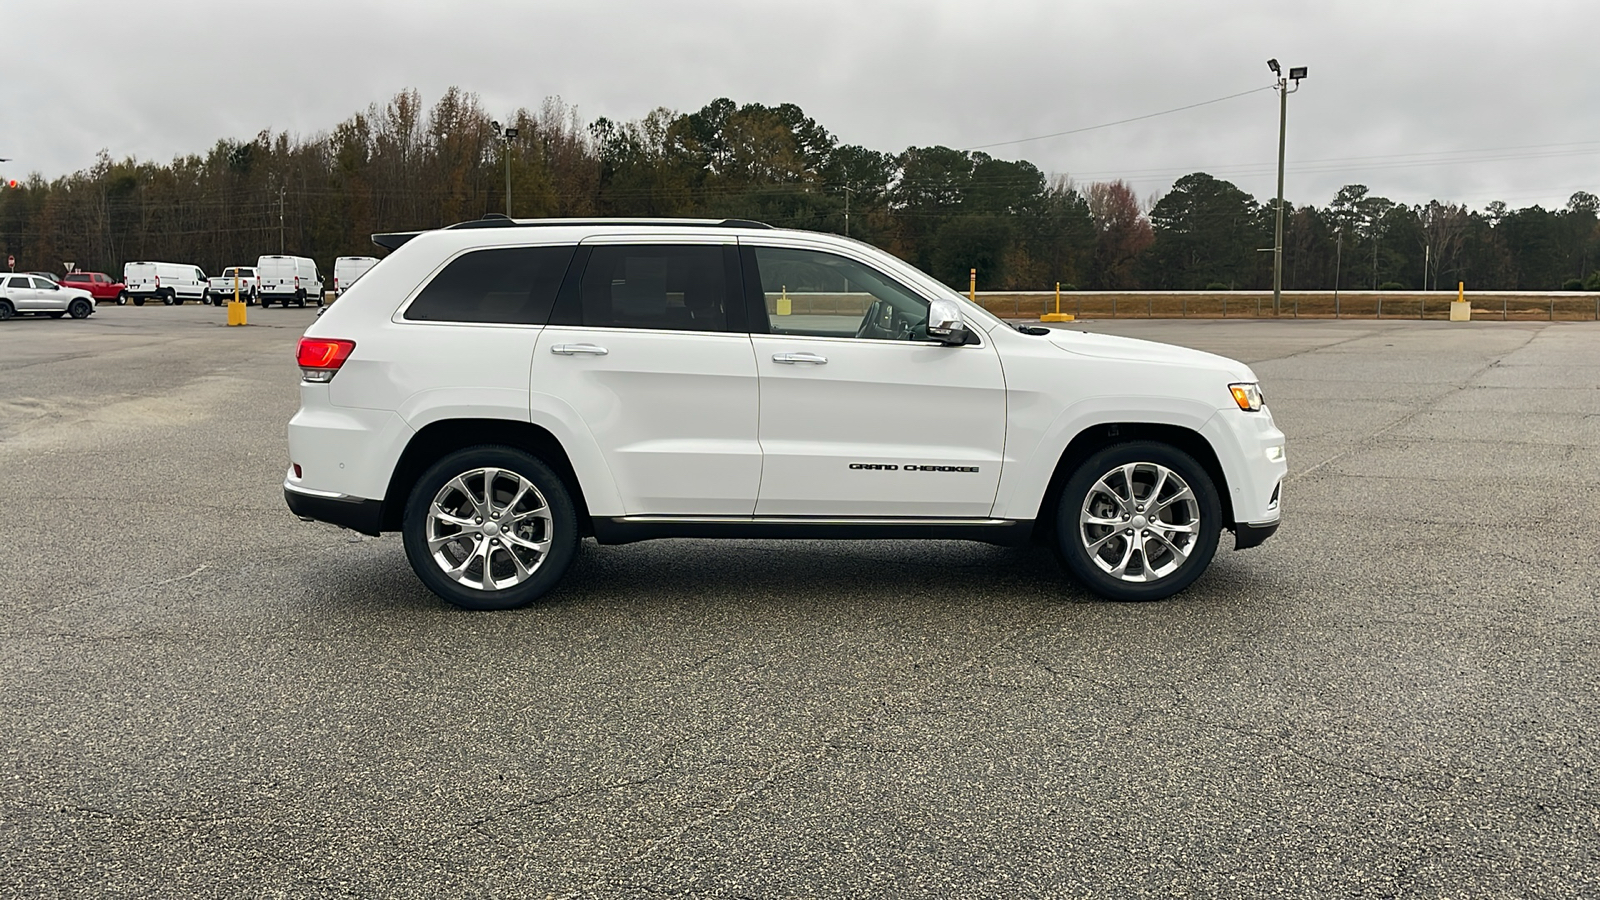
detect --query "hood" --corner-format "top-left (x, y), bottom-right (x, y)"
top-left (1048, 330), bottom-right (1256, 381)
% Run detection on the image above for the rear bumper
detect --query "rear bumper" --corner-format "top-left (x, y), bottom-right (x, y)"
top-left (284, 482), bottom-right (384, 536)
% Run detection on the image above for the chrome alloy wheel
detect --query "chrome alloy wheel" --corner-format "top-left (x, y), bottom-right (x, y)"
top-left (426, 467), bottom-right (554, 592)
top-left (1079, 462), bottom-right (1201, 583)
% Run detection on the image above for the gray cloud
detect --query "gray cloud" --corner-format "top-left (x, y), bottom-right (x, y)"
top-left (5, 0), bottom-right (1597, 210)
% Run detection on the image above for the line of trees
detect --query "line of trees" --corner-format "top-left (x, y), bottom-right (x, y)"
top-left (4, 88), bottom-right (1598, 292)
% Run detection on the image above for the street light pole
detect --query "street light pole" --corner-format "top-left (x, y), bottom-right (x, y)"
top-left (491, 121), bottom-right (519, 217)
top-left (1268, 60), bottom-right (1306, 317)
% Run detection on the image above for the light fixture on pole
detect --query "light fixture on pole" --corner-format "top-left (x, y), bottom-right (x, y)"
top-left (1267, 59), bottom-right (1306, 316)
top-left (491, 121), bottom-right (518, 218)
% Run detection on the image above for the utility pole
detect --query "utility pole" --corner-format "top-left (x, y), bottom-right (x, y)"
top-left (1333, 229), bottom-right (1343, 318)
top-left (278, 183), bottom-right (285, 255)
top-left (837, 185), bottom-right (856, 238)
top-left (1267, 60), bottom-right (1306, 317)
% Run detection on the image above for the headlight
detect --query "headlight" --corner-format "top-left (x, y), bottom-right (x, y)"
top-left (1229, 382), bottom-right (1264, 412)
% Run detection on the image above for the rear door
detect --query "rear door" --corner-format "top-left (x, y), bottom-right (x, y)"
top-left (529, 238), bottom-right (760, 516)
top-left (2, 275), bottom-right (36, 310)
top-left (741, 240), bottom-right (1008, 518)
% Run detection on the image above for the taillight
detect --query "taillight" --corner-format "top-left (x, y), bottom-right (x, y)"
top-left (297, 338), bottom-right (355, 383)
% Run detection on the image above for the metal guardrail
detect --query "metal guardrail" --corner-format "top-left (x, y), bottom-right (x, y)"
top-left (975, 291), bottom-right (1600, 322)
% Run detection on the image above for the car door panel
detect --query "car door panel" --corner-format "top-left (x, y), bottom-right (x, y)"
top-left (530, 239), bottom-right (761, 516)
top-left (750, 336), bottom-right (1006, 517)
top-left (739, 241), bottom-right (1008, 519)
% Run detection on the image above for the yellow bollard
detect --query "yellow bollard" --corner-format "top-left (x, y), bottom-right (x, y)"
top-left (1449, 280), bottom-right (1471, 322)
top-left (969, 268), bottom-right (976, 302)
top-left (776, 285), bottom-right (791, 316)
top-left (227, 273), bottom-right (247, 326)
top-left (1041, 280), bottom-right (1076, 322)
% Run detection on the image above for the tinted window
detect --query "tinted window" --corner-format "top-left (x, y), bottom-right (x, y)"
top-left (31, 277), bottom-right (57, 290)
top-left (2, 276), bottom-right (23, 289)
top-left (404, 246), bottom-right (574, 325)
top-left (579, 245), bottom-right (728, 331)
top-left (64, 274), bottom-right (88, 283)
top-left (749, 246), bottom-right (931, 341)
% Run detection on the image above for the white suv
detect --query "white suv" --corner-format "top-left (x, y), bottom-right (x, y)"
top-left (285, 218), bottom-right (1286, 609)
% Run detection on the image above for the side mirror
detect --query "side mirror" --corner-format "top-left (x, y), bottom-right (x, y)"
top-left (926, 298), bottom-right (971, 345)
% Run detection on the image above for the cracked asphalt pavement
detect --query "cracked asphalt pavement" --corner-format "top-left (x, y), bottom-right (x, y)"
top-left (2, 305), bottom-right (1597, 897)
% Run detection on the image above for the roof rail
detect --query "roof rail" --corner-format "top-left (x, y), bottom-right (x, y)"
top-left (374, 216), bottom-right (775, 250)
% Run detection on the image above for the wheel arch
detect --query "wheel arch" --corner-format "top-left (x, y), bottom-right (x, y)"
top-left (381, 418), bottom-right (593, 535)
top-left (1033, 422), bottom-right (1234, 544)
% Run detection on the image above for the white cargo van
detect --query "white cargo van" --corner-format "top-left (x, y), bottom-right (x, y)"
top-left (332, 257), bottom-right (380, 296)
top-left (122, 262), bottom-right (208, 306)
top-left (257, 255), bottom-right (323, 308)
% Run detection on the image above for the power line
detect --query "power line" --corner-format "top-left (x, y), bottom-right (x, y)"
top-left (959, 86), bottom-right (1276, 152)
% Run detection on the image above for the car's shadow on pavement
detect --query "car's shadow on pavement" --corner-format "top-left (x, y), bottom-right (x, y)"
top-left (298, 535), bottom-right (1289, 618)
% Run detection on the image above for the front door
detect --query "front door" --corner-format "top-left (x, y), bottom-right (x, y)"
top-left (530, 239), bottom-right (761, 516)
top-left (742, 242), bottom-right (1008, 518)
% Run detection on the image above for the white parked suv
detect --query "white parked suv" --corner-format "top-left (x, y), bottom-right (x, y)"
top-left (285, 218), bottom-right (1286, 609)
top-left (0, 273), bottom-right (96, 320)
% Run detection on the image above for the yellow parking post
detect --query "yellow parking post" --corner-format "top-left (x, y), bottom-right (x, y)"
top-left (1449, 281), bottom-right (1470, 322)
top-left (227, 273), bottom-right (247, 326)
top-left (969, 268), bottom-right (976, 302)
top-left (776, 285), bottom-right (791, 316)
top-left (1041, 280), bottom-right (1076, 322)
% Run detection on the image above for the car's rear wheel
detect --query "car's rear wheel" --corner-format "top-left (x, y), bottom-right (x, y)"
top-left (1056, 441), bottom-right (1222, 602)
top-left (68, 298), bottom-right (93, 319)
top-left (162, 289), bottom-right (174, 306)
top-left (295, 290), bottom-right (306, 308)
top-left (259, 297), bottom-right (271, 308)
top-left (402, 446), bottom-right (579, 611)
top-left (132, 296), bottom-right (145, 306)
top-left (0, 300), bottom-right (13, 321)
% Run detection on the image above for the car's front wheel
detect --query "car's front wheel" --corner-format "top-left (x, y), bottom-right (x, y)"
top-left (1056, 441), bottom-right (1222, 601)
top-left (68, 298), bottom-right (93, 318)
top-left (402, 446), bottom-right (579, 611)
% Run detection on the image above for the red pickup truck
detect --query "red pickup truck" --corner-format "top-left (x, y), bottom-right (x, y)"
top-left (60, 271), bottom-right (127, 304)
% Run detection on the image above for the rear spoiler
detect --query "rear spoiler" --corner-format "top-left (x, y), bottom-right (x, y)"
top-left (372, 231), bottom-right (423, 251)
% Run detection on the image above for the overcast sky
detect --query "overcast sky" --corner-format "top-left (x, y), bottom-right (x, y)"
top-left (6, 0), bottom-right (1598, 212)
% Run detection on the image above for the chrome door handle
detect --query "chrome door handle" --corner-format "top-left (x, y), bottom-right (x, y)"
top-left (550, 343), bottom-right (609, 356)
top-left (772, 352), bottom-right (828, 365)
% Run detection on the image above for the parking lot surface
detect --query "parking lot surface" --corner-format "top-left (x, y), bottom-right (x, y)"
top-left (2, 306), bottom-right (1597, 897)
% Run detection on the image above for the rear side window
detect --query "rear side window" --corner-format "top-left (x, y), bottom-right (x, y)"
top-left (578, 245), bottom-right (729, 331)
top-left (404, 246), bottom-right (574, 325)
top-left (64, 274), bottom-right (87, 283)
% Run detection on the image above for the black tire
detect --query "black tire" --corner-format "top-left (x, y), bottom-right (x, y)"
top-left (0, 300), bottom-right (11, 321)
top-left (295, 290), bottom-right (306, 308)
top-left (1055, 441), bottom-right (1222, 602)
top-left (133, 296), bottom-right (146, 307)
top-left (172, 290), bottom-right (185, 306)
top-left (259, 297), bottom-right (271, 308)
top-left (402, 446), bottom-right (579, 611)
top-left (116, 291), bottom-right (128, 306)
top-left (68, 298), bottom-right (93, 319)
top-left (203, 291), bottom-right (214, 306)
top-left (48, 311), bottom-right (66, 319)
top-left (162, 289), bottom-right (175, 306)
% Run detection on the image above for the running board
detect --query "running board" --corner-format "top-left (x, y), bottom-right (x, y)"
top-left (591, 516), bottom-right (1034, 546)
